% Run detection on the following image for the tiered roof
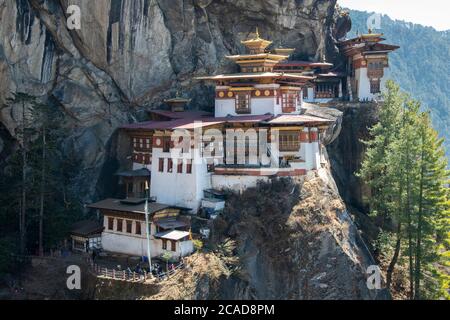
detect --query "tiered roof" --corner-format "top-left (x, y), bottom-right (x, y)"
top-left (123, 114), bottom-right (333, 131)
top-left (339, 31), bottom-right (400, 56)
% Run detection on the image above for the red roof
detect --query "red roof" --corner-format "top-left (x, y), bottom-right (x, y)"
top-left (275, 61), bottom-right (334, 68)
top-left (123, 114), bottom-right (275, 131)
top-left (149, 110), bottom-right (212, 120)
top-left (267, 114), bottom-right (334, 125)
top-left (210, 114), bottom-right (274, 123)
top-left (122, 118), bottom-right (223, 131)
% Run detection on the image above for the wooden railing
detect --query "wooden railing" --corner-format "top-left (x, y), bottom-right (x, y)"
top-left (86, 258), bottom-right (186, 283)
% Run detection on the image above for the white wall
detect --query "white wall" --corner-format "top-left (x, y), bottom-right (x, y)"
top-left (215, 99), bottom-right (236, 117)
top-left (212, 175), bottom-right (269, 193)
top-left (150, 148), bottom-right (211, 211)
top-left (215, 87), bottom-right (302, 117)
top-left (101, 217), bottom-right (193, 259)
top-left (355, 67), bottom-right (386, 101)
top-left (355, 67), bottom-right (371, 100)
top-left (215, 97), bottom-right (278, 117)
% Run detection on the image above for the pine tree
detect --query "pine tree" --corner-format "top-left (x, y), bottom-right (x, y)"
top-left (359, 81), bottom-right (407, 290)
top-left (413, 112), bottom-right (449, 299)
top-left (360, 81), bottom-right (449, 299)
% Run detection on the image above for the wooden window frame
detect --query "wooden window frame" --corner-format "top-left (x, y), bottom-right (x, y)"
top-left (116, 219), bottom-right (123, 233)
top-left (177, 162), bottom-right (183, 174)
top-left (186, 161), bottom-right (192, 174)
top-left (135, 221), bottom-right (141, 235)
top-left (126, 220), bottom-right (133, 234)
top-left (279, 131), bottom-right (301, 152)
top-left (235, 92), bottom-right (251, 114)
top-left (162, 239), bottom-right (167, 250)
top-left (108, 217), bottom-right (114, 231)
top-left (282, 92), bottom-right (297, 112)
top-left (370, 79), bottom-right (381, 94)
top-left (168, 158), bottom-right (173, 173)
top-left (170, 240), bottom-right (176, 252)
top-left (163, 136), bottom-right (171, 153)
top-left (158, 158), bottom-right (164, 173)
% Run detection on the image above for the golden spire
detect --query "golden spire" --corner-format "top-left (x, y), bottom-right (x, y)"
top-left (241, 28), bottom-right (272, 54)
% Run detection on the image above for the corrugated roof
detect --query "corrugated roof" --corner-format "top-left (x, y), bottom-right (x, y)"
top-left (154, 230), bottom-right (190, 241)
top-left (71, 220), bottom-right (104, 237)
top-left (155, 219), bottom-right (189, 230)
top-left (87, 199), bottom-right (173, 215)
top-left (122, 114), bottom-right (275, 131)
top-left (275, 61), bottom-right (334, 68)
top-left (267, 114), bottom-right (335, 125)
top-left (149, 110), bottom-right (212, 120)
top-left (196, 72), bottom-right (314, 81)
top-left (122, 118), bottom-right (224, 131)
top-left (116, 168), bottom-right (151, 177)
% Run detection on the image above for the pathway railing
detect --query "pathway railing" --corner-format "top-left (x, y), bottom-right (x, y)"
top-left (86, 257), bottom-right (186, 283)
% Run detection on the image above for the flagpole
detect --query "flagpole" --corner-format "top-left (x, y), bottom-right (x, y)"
top-left (144, 181), bottom-right (152, 275)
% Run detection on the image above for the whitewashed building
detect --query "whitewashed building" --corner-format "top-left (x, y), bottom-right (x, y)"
top-left (90, 29), bottom-right (398, 258)
top-left (88, 199), bottom-right (194, 259)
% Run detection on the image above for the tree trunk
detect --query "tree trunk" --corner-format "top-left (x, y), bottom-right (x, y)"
top-left (20, 101), bottom-right (27, 255)
top-left (405, 127), bottom-right (415, 300)
top-left (38, 127), bottom-right (46, 257)
top-left (414, 134), bottom-right (425, 300)
top-left (386, 223), bottom-right (402, 290)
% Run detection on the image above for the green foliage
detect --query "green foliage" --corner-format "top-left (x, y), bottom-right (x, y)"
top-left (348, 9), bottom-right (450, 162)
top-left (193, 239), bottom-right (204, 252)
top-left (0, 93), bottom-right (83, 268)
top-left (359, 81), bottom-right (450, 299)
top-left (0, 236), bottom-right (18, 275)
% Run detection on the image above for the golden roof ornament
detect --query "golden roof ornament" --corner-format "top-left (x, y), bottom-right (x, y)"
top-left (241, 27), bottom-right (272, 53)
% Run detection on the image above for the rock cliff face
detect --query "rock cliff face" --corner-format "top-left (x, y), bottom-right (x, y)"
top-left (0, 0), bottom-right (383, 300)
top-left (214, 168), bottom-right (388, 300)
top-left (0, 0), bottom-right (351, 201)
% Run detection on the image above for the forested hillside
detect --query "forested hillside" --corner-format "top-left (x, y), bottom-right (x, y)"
top-left (347, 10), bottom-right (450, 160)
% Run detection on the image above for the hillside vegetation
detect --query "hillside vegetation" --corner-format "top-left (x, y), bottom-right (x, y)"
top-left (347, 9), bottom-right (450, 160)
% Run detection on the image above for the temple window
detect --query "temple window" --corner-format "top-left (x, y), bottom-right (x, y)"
top-left (235, 92), bottom-right (251, 114)
top-left (315, 83), bottom-right (339, 99)
top-left (108, 218), bottom-right (114, 231)
top-left (158, 158), bottom-right (164, 172)
top-left (168, 159), bottom-right (173, 173)
top-left (370, 79), bottom-right (381, 94)
top-left (163, 136), bottom-right (171, 152)
top-left (177, 162), bottom-right (183, 174)
top-left (279, 131), bottom-right (301, 152)
top-left (117, 219), bottom-right (123, 232)
top-left (367, 60), bottom-right (385, 78)
top-left (126, 220), bottom-right (133, 234)
top-left (282, 92), bottom-right (297, 112)
top-left (171, 240), bottom-right (176, 252)
top-left (162, 239), bottom-right (167, 250)
top-left (135, 222), bottom-right (141, 235)
top-left (186, 161), bottom-right (192, 174)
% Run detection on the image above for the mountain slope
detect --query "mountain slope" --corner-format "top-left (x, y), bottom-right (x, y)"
top-left (347, 9), bottom-right (450, 159)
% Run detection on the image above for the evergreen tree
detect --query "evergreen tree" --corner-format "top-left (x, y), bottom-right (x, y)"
top-left (414, 113), bottom-right (449, 299)
top-left (360, 81), bottom-right (449, 299)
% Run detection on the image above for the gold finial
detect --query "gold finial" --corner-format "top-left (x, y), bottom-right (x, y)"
top-left (255, 27), bottom-right (260, 39)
